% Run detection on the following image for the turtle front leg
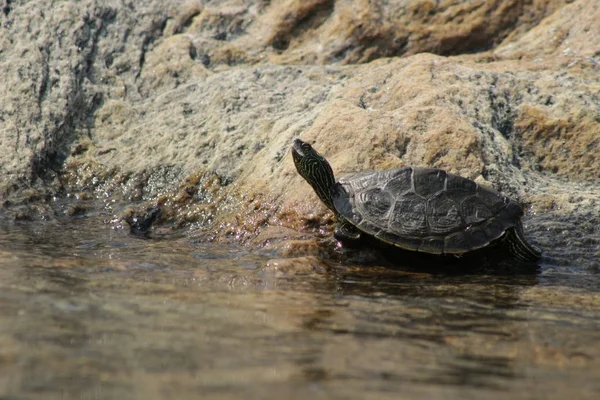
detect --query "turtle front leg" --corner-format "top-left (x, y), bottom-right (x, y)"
top-left (334, 219), bottom-right (361, 246)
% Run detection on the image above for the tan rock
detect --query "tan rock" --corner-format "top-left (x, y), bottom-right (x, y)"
top-left (514, 105), bottom-right (599, 179)
top-left (495, 0), bottom-right (600, 64)
top-left (234, 0), bottom-right (575, 64)
top-left (138, 35), bottom-right (209, 95)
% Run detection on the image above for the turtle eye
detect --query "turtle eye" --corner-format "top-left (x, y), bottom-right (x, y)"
top-left (301, 142), bottom-right (311, 151)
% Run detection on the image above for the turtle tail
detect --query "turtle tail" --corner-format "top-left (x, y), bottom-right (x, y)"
top-left (503, 222), bottom-right (541, 262)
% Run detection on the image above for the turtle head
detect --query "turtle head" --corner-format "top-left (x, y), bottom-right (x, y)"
top-left (291, 139), bottom-right (336, 211)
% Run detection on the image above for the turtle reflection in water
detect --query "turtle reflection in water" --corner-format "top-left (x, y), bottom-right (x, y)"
top-left (291, 139), bottom-right (541, 262)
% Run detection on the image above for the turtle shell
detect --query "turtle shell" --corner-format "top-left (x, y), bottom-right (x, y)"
top-left (332, 167), bottom-right (524, 255)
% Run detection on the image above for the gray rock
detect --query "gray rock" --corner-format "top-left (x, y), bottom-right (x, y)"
top-left (0, 0), bottom-right (170, 189)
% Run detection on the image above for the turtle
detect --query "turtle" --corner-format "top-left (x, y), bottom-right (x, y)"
top-left (291, 139), bottom-right (541, 262)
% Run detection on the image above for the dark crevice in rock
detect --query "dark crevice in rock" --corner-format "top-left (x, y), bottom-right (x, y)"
top-left (13, 125), bottom-right (20, 152)
top-left (31, 7), bottom-right (118, 182)
top-left (2, 0), bottom-right (10, 17)
top-left (429, 2), bottom-right (519, 56)
top-left (173, 9), bottom-right (201, 35)
top-left (73, 8), bottom-right (117, 137)
top-left (188, 44), bottom-right (198, 61)
top-left (135, 16), bottom-right (169, 81)
top-left (269, 0), bottom-right (334, 53)
top-left (329, 43), bottom-right (355, 62)
top-left (37, 45), bottom-right (51, 110)
top-left (395, 136), bottom-right (411, 159)
top-left (327, 28), bottom-right (409, 64)
top-left (438, 2), bottom-right (573, 57)
top-left (77, 8), bottom-right (117, 82)
top-left (271, 34), bottom-right (289, 51)
top-left (486, 75), bottom-right (528, 173)
top-left (439, 32), bottom-right (497, 56)
top-left (219, 175), bottom-right (233, 187)
top-left (358, 94), bottom-right (367, 109)
top-left (213, 31), bottom-right (227, 41)
top-left (488, 75), bottom-right (514, 139)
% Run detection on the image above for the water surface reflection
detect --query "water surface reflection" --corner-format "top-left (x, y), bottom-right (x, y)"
top-left (0, 218), bottom-right (598, 399)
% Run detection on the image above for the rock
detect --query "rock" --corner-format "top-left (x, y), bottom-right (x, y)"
top-left (495, 0), bottom-right (600, 64)
top-left (264, 256), bottom-right (327, 277)
top-left (0, 0), bottom-right (598, 265)
top-left (208, 0), bottom-right (574, 64)
top-left (0, 0), bottom-right (170, 187)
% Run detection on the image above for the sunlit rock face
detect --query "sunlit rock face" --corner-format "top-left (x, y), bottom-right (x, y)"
top-left (0, 0), bottom-right (598, 251)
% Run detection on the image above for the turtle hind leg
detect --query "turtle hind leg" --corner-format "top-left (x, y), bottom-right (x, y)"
top-left (503, 222), bottom-right (542, 262)
top-left (334, 220), bottom-right (361, 247)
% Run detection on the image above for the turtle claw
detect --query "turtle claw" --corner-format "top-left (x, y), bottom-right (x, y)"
top-left (334, 221), bottom-right (361, 247)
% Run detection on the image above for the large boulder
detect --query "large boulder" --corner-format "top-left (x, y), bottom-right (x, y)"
top-left (0, 0), bottom-right (598, 260)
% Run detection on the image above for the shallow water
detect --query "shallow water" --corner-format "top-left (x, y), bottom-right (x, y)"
top-left (0, 216), bottom-right (599, 400)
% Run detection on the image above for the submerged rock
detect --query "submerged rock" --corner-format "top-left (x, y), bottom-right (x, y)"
top-left (0, 0), bottom-right (598, 264)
